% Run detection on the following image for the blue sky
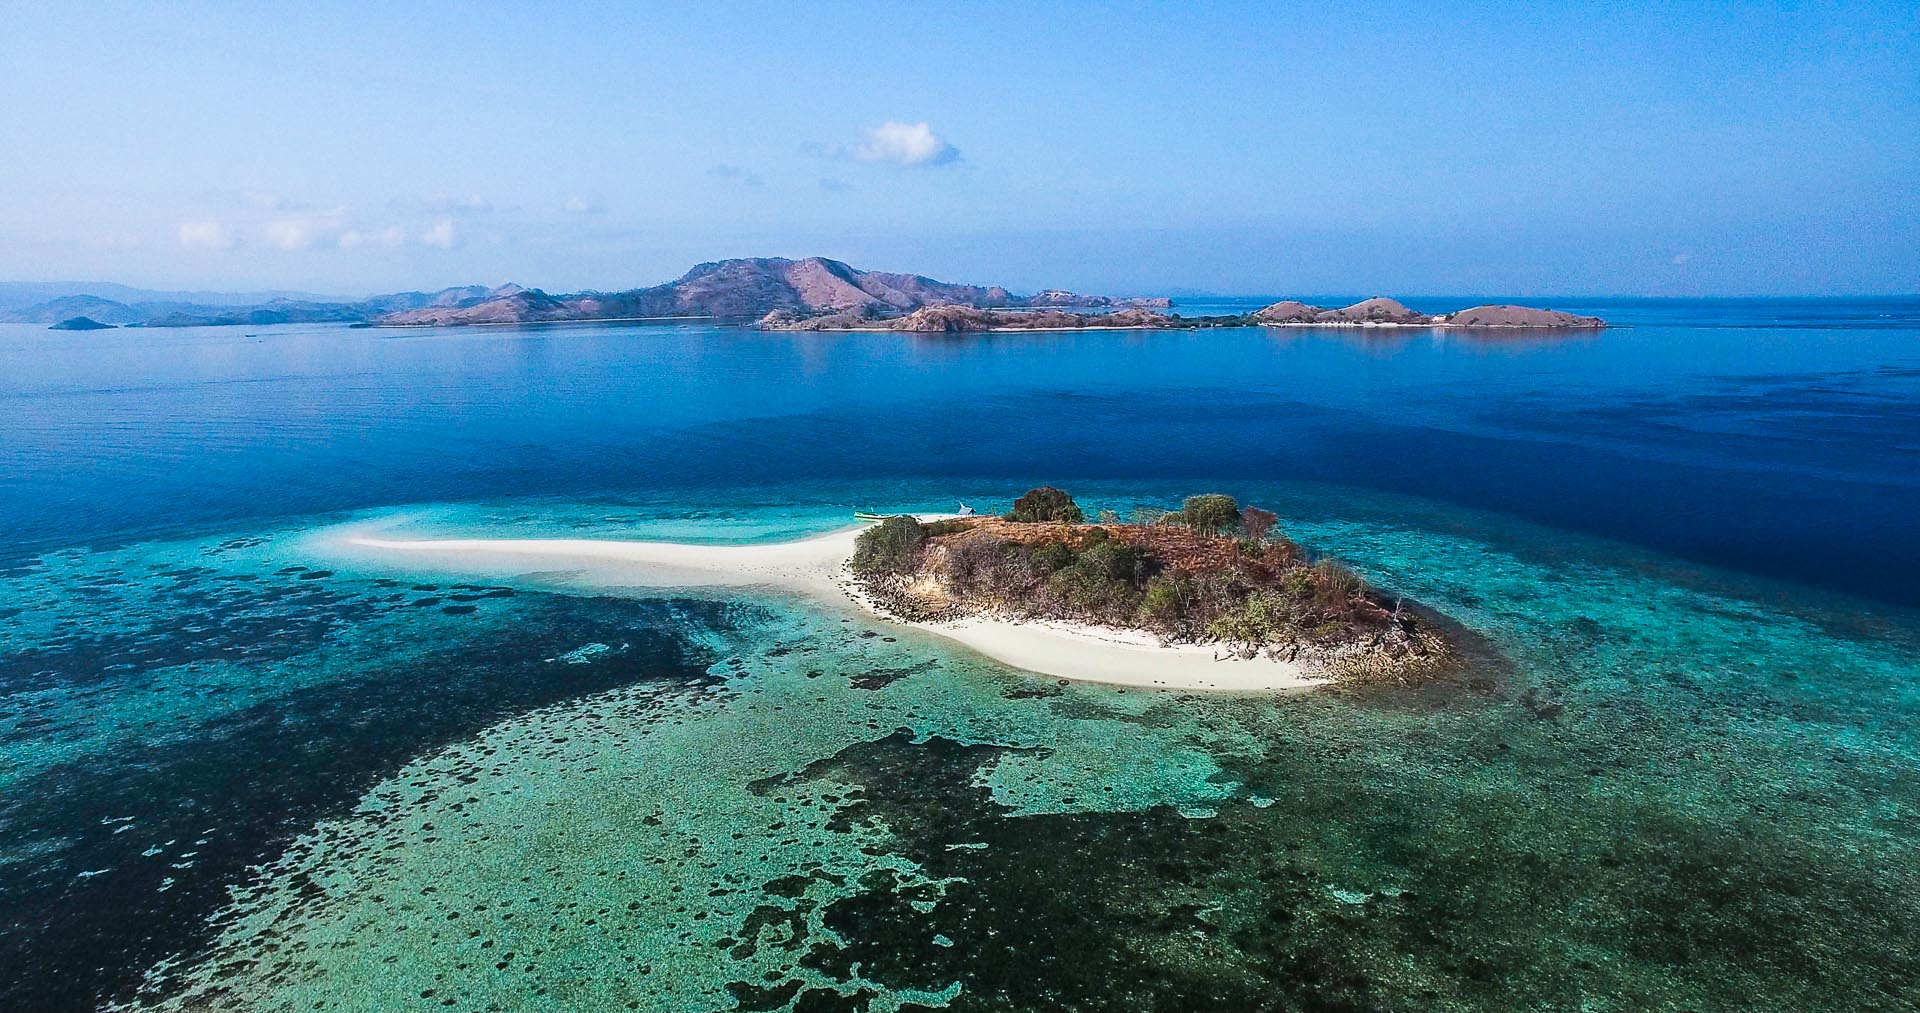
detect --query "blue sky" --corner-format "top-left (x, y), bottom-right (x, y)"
top-left (1, 2), bottom-right (1915, 296)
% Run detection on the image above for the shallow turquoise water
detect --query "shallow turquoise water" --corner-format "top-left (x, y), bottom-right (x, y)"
top-left (0, 484), bottom-right (1911, 1011)
top-left (3, 303), bottom-right (1919, 1010)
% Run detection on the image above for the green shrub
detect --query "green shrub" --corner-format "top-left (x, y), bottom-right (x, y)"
top-left (1140, 573), bottom-right (1193, 630)
top-left (1098, 508), bottom-right (1121, 525)
top-left (850, 515), bottom-right (925, 575)
top-left (1281, 569), bottom-right (1317, 597)
top-left (1030, 539), bottom-right (1076, 574)
top-left (1007, 486), bottom-right (1084, 523)
top-left (921, 518), bottom-right (971, 537)
top-left (1206, 589), bottom-right (1299, 650)
top-left (1311, 558), bottom-right (1366, 604)
top-left (1078, 540), bottom-right (1149, 583)
top-left (1042, 541), bottom-right (1152, 619)
top-left (1182, 494), bottom-right (1241, 534)
top-left (1130, 506), bottom-right (1168, 526)
top-left (1049, 562), bottom-right (1140, 617)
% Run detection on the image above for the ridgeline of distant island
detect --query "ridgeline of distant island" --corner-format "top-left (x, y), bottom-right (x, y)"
top-left (6, 257), bottom-right (1606, 332)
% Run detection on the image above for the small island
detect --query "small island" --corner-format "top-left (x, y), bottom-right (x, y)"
top-left (849, 487), bottom-right (1457, 686)
top-left (757, 305), bottom-right (1221, 332)
top-left (1249, 298), bottom-right (1604, 328)
top-left (322, 487), bottom-right (1462, 692)
top-left (49, 316), bottom-right (115, 331)
top-left (758, 297), bottom-right (1605, 332)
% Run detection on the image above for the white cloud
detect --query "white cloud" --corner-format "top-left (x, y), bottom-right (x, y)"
top-left (562, 195), bottom-right (605, 214)
top-left (261, 205), bottom-right (352, 251)
top-left (264, 219), bottom-right (318, 251)
top-left (177, 221), bottom-right (236, 250)
top-left (419, 218), bottom-right (458, 249)
top-left (177, 192), bottom-right (483, 255)
top-left (338, 225), bottom-right (406, 249)
top-left (854, 121), bottom-right (959, 167)
top-left (1671, 252), bottom-right (1692, 266)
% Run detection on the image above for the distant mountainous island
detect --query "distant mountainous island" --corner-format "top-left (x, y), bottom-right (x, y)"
top-left (5, 258), bottom-right (1604, 331)
top-left (372, 257), bottom-right (1170, 327)
top-left (5, 286), bottom-right (501, 328)
top-left (1, 258), bottom-right (1158, 330)
top-left (48, 315), bottom-right (115, 331)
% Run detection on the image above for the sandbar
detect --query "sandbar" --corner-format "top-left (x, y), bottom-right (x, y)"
top-left (328, 520), bottom-right (1323, 693)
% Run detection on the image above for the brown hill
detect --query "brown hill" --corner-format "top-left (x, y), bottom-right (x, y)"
top-left (1252, 297), bottom-right (1606, 328)
top-left (376, 257), bottom-right (1157, 326)
top-left (1316, 297), bottom-right (1430, 324)
top-left (1247, 300), bottom-right (1321, 324)
top-left (1442, 304), bottom-right (1605, 328)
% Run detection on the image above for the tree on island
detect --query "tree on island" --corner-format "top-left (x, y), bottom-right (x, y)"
top-left (1242, 505), bottom-right (1279, 542)
top-left (1181, 494), bottom-right (1241, 535)
top-left (1007, 486), bottom-right (1084, 524)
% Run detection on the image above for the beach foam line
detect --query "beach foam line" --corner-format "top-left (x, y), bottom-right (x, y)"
top-left (333, 522), bottom-right (1323, 693)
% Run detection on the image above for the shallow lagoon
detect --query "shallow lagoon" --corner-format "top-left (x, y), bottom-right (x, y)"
top-left (2, 302), bottom-right (1919, 1010)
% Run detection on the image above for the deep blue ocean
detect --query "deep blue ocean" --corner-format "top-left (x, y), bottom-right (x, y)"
top-left (2, 299), bottom-right (1918, 1011)
top-left (6, 297), bottom-right (1918, 605)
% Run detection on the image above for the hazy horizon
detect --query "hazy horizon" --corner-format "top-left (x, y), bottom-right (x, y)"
top-left (3, 3), bottom-right (1915, 297)
top-left (10, 270), bottom-right (1920, 306)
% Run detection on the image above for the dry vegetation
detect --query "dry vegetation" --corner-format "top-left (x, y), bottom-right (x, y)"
top-left (853, 487), bottom-right (1455, 685)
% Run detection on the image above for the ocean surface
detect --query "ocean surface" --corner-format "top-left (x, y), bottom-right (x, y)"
top-left (1, 298), bottom-right (1917, 1011)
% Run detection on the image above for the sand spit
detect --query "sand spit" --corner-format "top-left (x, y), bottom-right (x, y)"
top-left (332, 521), bottom-right (1323, 693)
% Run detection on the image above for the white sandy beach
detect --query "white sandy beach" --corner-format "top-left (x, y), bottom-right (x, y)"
top-left (333, 521), bottom-right (1324, 693)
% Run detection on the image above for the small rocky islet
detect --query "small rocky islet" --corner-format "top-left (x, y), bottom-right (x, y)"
top-left (757, 296), bottom-right (1604, 332)
top-left (851, 486), bottom-right (1461, 685)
